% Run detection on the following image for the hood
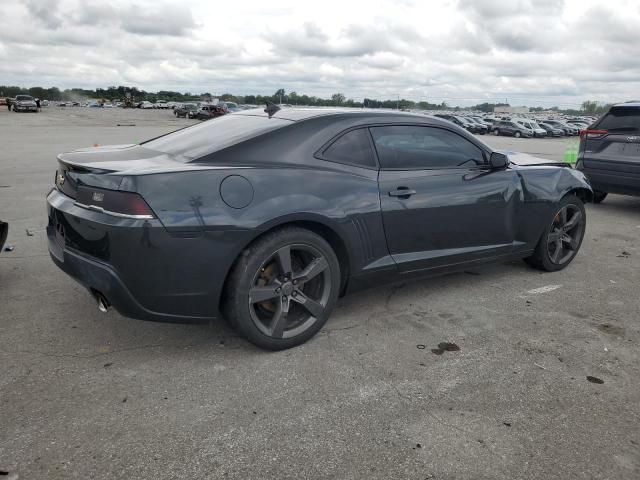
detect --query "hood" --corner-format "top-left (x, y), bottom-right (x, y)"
top-left (17, 99), bottom-right (36, 104)
top-left (499, 150), bottom-right (567, 167)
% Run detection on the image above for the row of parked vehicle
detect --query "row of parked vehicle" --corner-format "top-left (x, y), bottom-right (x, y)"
top-left (172, 101), bottom-right (255, 120)
top-left (421, 112), bottom-right (596, 139)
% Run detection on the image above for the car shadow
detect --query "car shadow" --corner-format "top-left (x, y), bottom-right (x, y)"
top-left (588, 194), bottom-right (640, 215)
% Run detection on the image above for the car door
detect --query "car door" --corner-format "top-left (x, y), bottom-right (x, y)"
top-left (373, 125), bottom-right (522, 273)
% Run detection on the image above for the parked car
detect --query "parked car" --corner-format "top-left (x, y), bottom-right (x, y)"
top-left (538, 122), bottom-right (565, 137)
top-left (543, 120), bottom-right (578, 136)
top-left (12, 95), bottom-right (38, 112)
top-left (514, 119), bottom-right (547, 138)
top-left (46, 107), bottom-right (592, 350)
top-left (155, 101), bottom-right (169, 109)
top-left (222, 101), bottom-right (242, 113)
top-left (0, 98), bottom-right (7, 106)
top-left (434, 114), bottom-right (486, 134)
top-left (174, 103), bottom-right (198, 118)
top-left (138, 101), bottom-right (154, 109)
top-left (576, 102), bottom-right (640, 203)
top-left (492, 120), bottom-right (533, 138)
top-left (192, 104), bottom-right (228, 120)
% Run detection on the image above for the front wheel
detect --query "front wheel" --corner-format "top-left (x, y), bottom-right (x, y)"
top-left (525, 195), bottom-right (586, 272)
top-left (223, 227), bottom-right (341, 350)
top-left (514, 131), bottom-right (521, 138)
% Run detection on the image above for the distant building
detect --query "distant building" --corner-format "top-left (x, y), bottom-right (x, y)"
top-left (494, 106), bottom-right (530, 114)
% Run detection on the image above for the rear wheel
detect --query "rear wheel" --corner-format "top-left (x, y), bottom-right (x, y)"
top-left (525, 195), bottom-right (586, 272)
top-left (592, 190), bottom-right (608, 204)
top-left (223, 227), bottom-right (340, 350)
top-left (514, 131), bottom-right (521, 138)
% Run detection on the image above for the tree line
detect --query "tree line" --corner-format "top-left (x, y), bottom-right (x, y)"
top-left (0, 85), bottom-right (609, 113)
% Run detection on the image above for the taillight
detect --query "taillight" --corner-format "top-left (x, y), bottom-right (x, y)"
top-left (75, 187), bottom-right (155, 219)
top-left (579, 129), bottom-right (608, 140)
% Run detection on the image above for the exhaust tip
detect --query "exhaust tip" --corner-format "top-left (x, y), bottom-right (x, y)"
top-left (96, 293), bottom-right (110, 313)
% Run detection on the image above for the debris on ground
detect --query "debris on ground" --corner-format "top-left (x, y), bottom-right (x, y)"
top-left (431, 342), bottom-right (460, 355)
top-left (617, 251), bottom-right (631, 258)
top-left (586, 376), bottom-right (604, 384)
top-left (3, 245), bottom-right (14, 252)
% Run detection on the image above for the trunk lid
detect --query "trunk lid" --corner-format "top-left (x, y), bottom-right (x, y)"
top-left (55, 144), bottom-right (185, 198)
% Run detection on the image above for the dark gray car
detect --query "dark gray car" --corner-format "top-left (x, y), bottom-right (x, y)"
top-left (47, 107), bottom-right (592, 349)
top-left (492, 120), bottom-right (533, 138)
top-left (576, 102), bottom-right (640, 203)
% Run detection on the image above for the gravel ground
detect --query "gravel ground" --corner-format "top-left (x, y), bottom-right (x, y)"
top-left (0, 107), bottom-right (638, 480)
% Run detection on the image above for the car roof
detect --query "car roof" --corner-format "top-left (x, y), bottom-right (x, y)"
top-left (234, 107), bottom-right (453, 125)
top-left (613, 102), bottom-right (640, 108)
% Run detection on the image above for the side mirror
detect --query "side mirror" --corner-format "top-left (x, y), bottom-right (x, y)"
top-left (489, 152), bottom-right (508, 169)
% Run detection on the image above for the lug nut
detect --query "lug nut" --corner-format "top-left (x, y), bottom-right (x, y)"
top-left (276, 287), bottom-right (281, 293)
top-left (292, 291), bottom-right (297, 297)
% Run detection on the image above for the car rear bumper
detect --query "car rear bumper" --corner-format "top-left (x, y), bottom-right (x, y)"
top-left (576, 160), bottom-right (640, 195)
top-left (46, 188), bottom-right (234, 324)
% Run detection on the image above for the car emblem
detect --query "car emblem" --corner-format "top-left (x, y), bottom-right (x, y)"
top-left (626, 135), bottom-right (640, 143)
top-left (57, 173), bottom-right (65, 185)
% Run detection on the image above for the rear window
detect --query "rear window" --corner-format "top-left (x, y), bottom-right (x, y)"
top-left (597, 106), bottom-right (640, 132)
top-left (322, 129), bottom-right (376, 168)
top-left (142, 114), bottom-right (291, 161)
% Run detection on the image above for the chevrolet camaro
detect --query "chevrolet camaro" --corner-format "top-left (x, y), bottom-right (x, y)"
top-left (47, 106), bottom-right (592, 349)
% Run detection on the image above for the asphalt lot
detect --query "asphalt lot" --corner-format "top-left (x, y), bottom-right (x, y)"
top-left (1, 107), bottom-right (638, 480)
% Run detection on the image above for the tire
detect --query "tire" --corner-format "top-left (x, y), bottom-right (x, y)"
top-left (223, 227), bottom-right (341, 350)
top-left (592, 191), bottom-right (607, 204)
top-left (525, 195), bottom-right (586, 272)
top-left (514, 131), bottom-right (521, 138)
top-left (493, 129), bottom-right (499, 136)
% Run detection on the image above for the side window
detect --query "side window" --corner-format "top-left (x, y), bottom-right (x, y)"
top-left (322, 128), bottom-right (377, 168)
top-left (370, 125), bottom-right (485, 169)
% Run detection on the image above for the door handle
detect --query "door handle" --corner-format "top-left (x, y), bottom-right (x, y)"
top-left (388, 187), bottom-right (416, 198)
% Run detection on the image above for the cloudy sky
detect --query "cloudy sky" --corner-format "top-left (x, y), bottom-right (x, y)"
top-left (0, 0), bottom-right (638, 106)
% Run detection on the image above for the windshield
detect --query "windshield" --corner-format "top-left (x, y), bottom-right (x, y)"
top-left (142, 114), bottom-right (291, 161)
top-left (16, 95), bottom-right (33, 101)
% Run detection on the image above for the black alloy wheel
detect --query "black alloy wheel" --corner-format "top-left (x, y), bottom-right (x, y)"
top-left (248, 244), bottom-right (332, 340)
top-left (546, 204), bottom-right (584, 265)
top-left (224, 227), bottom-right (340, 350)
top-left (525, 195), bottom-right (586, 272)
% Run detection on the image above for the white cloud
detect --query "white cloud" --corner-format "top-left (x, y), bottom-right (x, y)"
top-left (0, 0), bottom-right (639, 107)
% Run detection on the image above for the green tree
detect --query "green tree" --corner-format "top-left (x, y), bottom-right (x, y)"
top-left (331, 93), bottom-right (346, 105)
